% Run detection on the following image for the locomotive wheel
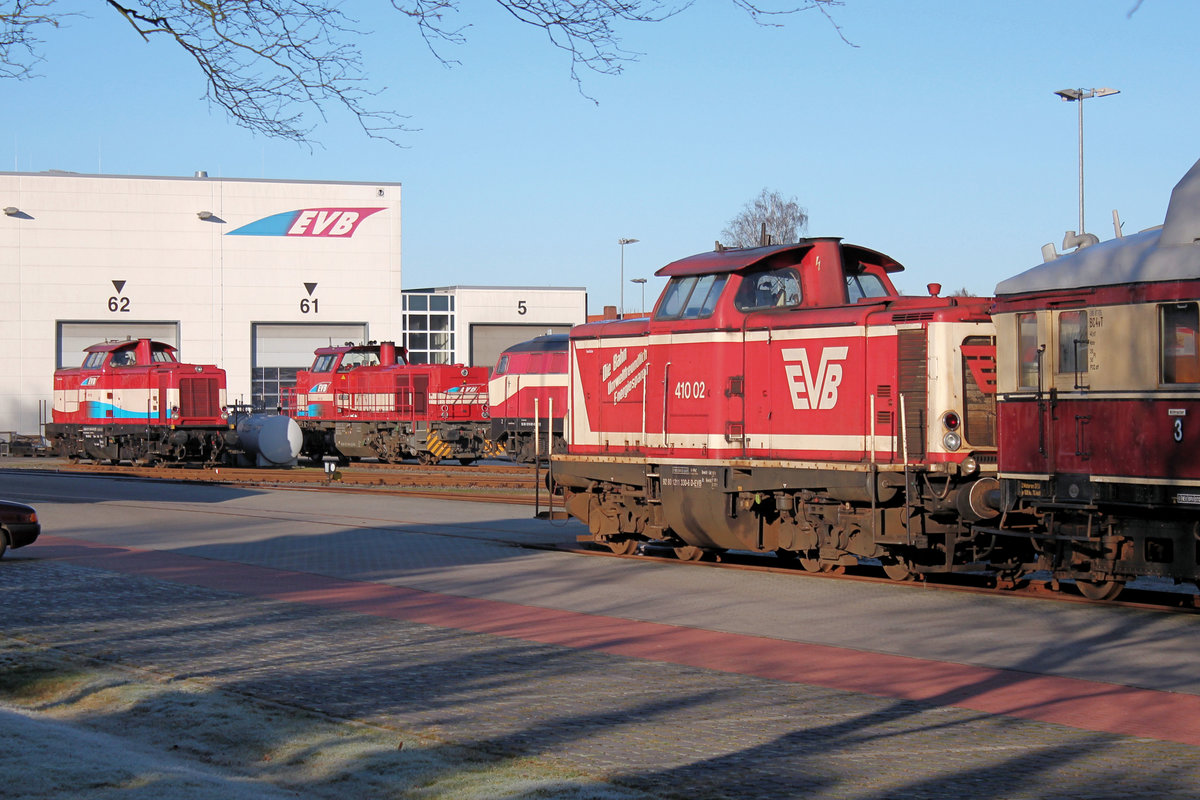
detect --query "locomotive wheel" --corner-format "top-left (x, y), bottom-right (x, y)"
top-left (418, 452), bottom-right (440, 466)
top-left (1074, 579), bottom-right (1124, 602)
top-left (881, 556), bottom-right (916, 582)
top-left (798, 554), bottom-right (822, 573)
top-left (607, 538), bottom-right (639, 555)
top-left (798, 554), bottom-right (843, 574)
top-left (674, 545), bottom-right (705, 561)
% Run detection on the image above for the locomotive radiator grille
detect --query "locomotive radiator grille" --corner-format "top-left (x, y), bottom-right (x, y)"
top-left (897, 329), bottom-right (927, 459)
top-left (179, 376), bottom-right (220, 419)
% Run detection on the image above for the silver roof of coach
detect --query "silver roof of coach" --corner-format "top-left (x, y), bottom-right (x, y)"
top-left (995, 157), bottom-right (1200, 296)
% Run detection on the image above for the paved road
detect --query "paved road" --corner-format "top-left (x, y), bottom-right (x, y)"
top-left (4, 467), bottom-right (1200, 798)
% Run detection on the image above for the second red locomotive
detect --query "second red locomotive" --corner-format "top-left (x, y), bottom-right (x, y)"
top-left (283, 341), bottom-right (499, 464)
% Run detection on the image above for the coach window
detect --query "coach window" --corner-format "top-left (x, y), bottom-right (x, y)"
top-left (1057, 311), bottom-right (1087, 375)
top-left (1162, 302), bottom-right (1200, 383)
top-left (1017, 312), bottom-right (1040, 389)
top-left (734, 267), bottom-right (802, 312)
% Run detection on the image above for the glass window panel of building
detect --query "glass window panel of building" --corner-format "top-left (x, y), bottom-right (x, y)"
top-left (403, 292), bottom-right (456, 364)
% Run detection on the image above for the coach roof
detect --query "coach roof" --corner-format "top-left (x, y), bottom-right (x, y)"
top-left (655, 239), bottom-right (904, 278)
top-left (996, 156), bottom-right (1200, 296)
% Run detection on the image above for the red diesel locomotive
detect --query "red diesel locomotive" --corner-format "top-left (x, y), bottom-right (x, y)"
top-left (282, 341), bottom-right (499, 464)
top-left (552, 239), bottom-right (1001, 576)
top-left (46, 338), bottom-right (237, 463)
top-left (983, 157), bottom-right (1200, 600)
top-left (488, 334), bottom-right (569, 462)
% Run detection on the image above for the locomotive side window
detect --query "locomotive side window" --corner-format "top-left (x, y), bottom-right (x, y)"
top-left (734, 267), bottom-right (802, 311)
top-left (1162, 302), bottom-right (1200, 384)
top-left (846, 273), bottom-right (888, 303)
top-left (494, 355), bottom-right (510, 376)
top-left (151, 350), bottom-right (177, 363)
top-left (1057, 310), bottom-right (1088, 376)
top-left (1017, 312), bottom-right (1040, 389)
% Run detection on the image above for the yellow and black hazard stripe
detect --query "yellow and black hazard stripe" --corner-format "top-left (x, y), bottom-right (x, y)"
top-left (424, 429), bottom-right (454, 461)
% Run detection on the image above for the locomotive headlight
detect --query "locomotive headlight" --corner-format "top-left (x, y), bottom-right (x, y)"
top-left (943, 431), bottom-right (962, 451)
top-left (961, 456), bottom-right (978, 475)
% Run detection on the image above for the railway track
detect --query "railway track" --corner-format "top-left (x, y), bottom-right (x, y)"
top-left (46, 459), bottom-right (553, 505)
top-left (569, 539), bottom-right (1200, 613)
top-left (16, 457), bottom-right (1199, 612)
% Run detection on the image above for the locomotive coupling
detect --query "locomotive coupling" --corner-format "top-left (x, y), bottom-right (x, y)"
top-left (954, 477), bottom-right (1001, 522)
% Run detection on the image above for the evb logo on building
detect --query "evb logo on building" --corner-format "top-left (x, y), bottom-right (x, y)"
top-left (228, 208), bottom-right (384, 237)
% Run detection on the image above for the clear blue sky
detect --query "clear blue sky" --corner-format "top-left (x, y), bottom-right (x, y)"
top-left (6, 1), bottom-right (1197, 311)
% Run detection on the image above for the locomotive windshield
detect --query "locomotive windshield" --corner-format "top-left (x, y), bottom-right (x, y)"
top-left (655, 274), bottom-right (727, 320)
top-left (312, 354), bottom-right (337, 373)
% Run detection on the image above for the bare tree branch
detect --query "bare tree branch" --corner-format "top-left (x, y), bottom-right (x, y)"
top-left (0, 0), bottom-right (70, 79)
top-left (2, 0), bottom-right (848, 146)
top-left (721, 188), bottom-right (809, 248)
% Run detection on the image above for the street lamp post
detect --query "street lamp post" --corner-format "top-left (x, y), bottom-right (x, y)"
top-left (631, 277), bottom-right (648, 315)
top-left (618, 238), bottom-right (639, 318)
top-left (1054, 87), bottom-right (1119, 234)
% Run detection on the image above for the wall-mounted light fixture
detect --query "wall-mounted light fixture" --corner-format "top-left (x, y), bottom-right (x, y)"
top-left (197, 211), bottom-right (214, 220)
top-left (3, 207), bottom-right (19, 216)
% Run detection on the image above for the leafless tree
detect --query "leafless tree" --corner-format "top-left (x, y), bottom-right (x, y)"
top-left (721, 188), bottom-right (809, 248)
top-left (0, 0), bottom-right (847, 146)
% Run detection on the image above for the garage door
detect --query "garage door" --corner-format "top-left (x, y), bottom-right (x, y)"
top-left (252, 322), bottom-right (367, 411)
top-left (470, 324), bottom-right (573, 372)
top-left (57, 321), bottom-right (180, 368)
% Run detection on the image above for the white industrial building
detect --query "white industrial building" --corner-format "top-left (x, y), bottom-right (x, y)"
top-left (0, 170), bottom-right (585, 435)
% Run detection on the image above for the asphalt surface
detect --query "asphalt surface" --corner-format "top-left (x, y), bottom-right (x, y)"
top-left (4, 464), bottom-right (1200, 799)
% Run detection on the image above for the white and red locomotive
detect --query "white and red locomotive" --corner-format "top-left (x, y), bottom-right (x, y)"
top-left (553, 239), bottom-right (1001, 574)
top-left (488, 334), bottom-right (569, 462)
top-left (47, 338), bottom-right (236, 463)
top-left (983, 157), bottom-right (1200, 599)
top-left (283, 341), bottom-right (499, 464)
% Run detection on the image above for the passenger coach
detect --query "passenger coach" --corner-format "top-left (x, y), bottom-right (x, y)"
top-left (987, 158), bottom-right (1200, 599)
